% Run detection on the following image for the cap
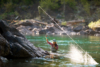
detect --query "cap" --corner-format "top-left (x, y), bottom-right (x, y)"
top-left (53, 39), bottom-right (56, 42)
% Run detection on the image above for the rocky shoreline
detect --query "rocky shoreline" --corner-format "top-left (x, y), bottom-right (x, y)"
top-left (15, 19), bottom-right (100, 36)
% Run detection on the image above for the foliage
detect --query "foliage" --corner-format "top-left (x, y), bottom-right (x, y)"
top-left (91, 0), bottom-right (100, 6)
top-left (81, 0), bottom-right (90, 15)
top-left (0, 11), bottom-right (19, 19)
top-left (39, 0), bottom-right (77, 10)
top-left (5, 2), bottom-right (14, 12)
top-left (39, 0), bottom-right (60, 10)
top-left (61, 21), bottom-right (67, 26)
top-left (88, 19), bottom-right (100, 30)
top-left (0, 13), bottom-right (7, 19)
top-left (61, 0), bottom-right (77, 9)
top-left (21, 0), bottom-right (33, 5)
top-left (0, 0), bottom-right (36, 7)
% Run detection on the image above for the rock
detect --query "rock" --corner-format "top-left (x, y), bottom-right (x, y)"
top-left (17, 26), bottom-right (33, 35)
top-left (73, 25), bottom-right (83, 32)
top-left (95, 34), bottom-right (100, 36)
top-left (60, 32), bottom-right (66, 35)
top-left (87, 29), bottom-right (96, 35)
top-left (46, 27), bottom-right (55, 33)
top-left (67, 26), bottom-right (73, 32)
top-left (39, 30), bottom-right (46, 34)
top-left (1, 56), bottom-right (8, 62)
top-left (53, 32), bottom-right (60, 35)
top-left (0, 20), bottom-right (49, 58)
top-left (0, 57), bottom-right (4, 67)
top-left (95, 28), bottom-right (100, 31)
top-left (70, 32), bottom-right (77, 35)
top-left (0, 34), bottom-right (10, 56)
top-left (46, 31), bottom-right (53, 35)
top-left (79, 30), bottom-right (88, 35)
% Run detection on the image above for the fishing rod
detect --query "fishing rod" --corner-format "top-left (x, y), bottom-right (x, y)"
top-left (38, 6), bottom-right (86, 52)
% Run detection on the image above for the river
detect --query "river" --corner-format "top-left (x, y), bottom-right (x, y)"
top-left (4, 35), bottom-right (100, 67)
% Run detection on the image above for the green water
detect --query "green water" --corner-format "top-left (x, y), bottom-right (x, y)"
top-left (5, 35), bottom-right (100, 67)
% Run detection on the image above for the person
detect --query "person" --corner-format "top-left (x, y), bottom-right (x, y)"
top-left (45, 35), bottom-right (58, 53)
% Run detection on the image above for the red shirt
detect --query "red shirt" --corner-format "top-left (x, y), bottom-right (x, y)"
top-left (47, 41), bottom-right (58, 50)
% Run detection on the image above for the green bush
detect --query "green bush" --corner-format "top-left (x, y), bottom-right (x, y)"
top-left (88, 19), bottom-right (100, 30)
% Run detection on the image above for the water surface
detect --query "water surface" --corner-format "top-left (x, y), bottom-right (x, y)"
top-left (5, 35), bottom-right (100, 67)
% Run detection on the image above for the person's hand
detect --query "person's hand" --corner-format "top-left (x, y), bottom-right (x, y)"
top-left (46, 35), bottom-right (47, 37)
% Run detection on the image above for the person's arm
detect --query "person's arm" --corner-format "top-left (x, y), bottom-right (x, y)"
top-left (45, 35), bottom-right (48, 42)
top-left (45, 35), bottom-right (53, 47)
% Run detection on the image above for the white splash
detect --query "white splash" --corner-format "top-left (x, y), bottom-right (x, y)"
top-left (64, 44), bottom-right (98, 65)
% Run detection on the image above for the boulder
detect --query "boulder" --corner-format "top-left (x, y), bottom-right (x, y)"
top-left (79, 30), bottom-right (88, 35)
top-left (67, 26), bottom-right (73, 32)
top-left (46, 27), bottom-right (55, 33)
top-left (60, 32), bottom-right (66, 35)
top-left (0, 57), bottom-right (4, 67)
top-left (17, 26), bottom-right (33, 35)
top-left (0, 20), bottom-right (49, 58)
top-left (0, 34), bottom-right (10, 56)
top-left (87, 29), bottom-right (96, 35)
top-left (73, 25), bottom-right (83, 32)
top-left (39, 30), bottom-right (47, 34)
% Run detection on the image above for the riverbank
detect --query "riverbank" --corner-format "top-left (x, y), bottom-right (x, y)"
top-left (13, 19), bottom-right (100, 36)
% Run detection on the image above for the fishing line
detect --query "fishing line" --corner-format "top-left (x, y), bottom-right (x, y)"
top-left (38, 6), bottom-right (85, 52)
top-left (38, 6), bottom-right (98, 65)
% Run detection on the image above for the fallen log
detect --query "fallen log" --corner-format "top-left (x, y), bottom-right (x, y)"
top-left (61, 19), bottom-right (85, 26)
top-left (7, 19), bottom-right (48, 25)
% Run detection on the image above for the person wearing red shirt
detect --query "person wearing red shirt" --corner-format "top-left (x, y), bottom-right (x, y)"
top-left (45, 35), bottom-right (58, 53)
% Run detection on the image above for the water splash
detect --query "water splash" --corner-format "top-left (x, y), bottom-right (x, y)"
top-left (65, 44), bottom-right (98, 65)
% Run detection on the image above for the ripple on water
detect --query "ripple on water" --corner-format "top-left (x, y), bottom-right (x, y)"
top-left (44, 62), bottom-right (49, 64)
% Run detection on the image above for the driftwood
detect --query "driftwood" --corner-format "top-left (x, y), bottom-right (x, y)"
top-left (8, 19), bottom-right (85, 27)
top-left (35, 20), bottom-right (48, 25)
top-left (7, 19), bottom-right (48, 25)
top-left (66, 20), bottom-right (85, 26)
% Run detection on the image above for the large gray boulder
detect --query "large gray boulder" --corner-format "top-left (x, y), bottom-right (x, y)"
top-left (0, 58), bottom-right (4, 67)
top-left (0, 34), bottom-right (10, 56)
top-left (73, 25), bottom-right (83, 32)
top-left (0, 20), bottom-right (49, 58)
